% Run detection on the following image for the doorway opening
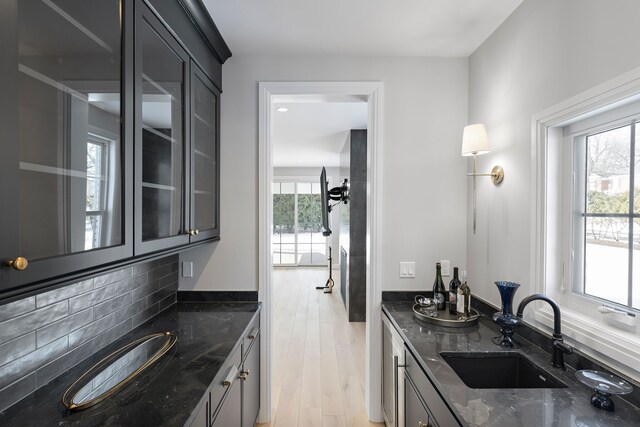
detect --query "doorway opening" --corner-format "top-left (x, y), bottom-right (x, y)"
top-left (258, 82), bottom-right (384, 424)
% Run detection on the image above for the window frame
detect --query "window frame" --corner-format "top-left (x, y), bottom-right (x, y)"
top-left (85, 131), bottom-right (118, 250)
top-left (562, 115), bottom-right (640, 316)
top-left (86, 135), bottom-right (108, 249)
top-left (531, 71), bottom-right (640, 382)
top-left (272, 176), bottom-right (329, 267)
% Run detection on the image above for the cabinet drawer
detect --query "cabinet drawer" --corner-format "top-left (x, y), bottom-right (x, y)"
top-left (405, 348), bottom-right (460, 427)
top-left (405, 375), bottom-right (433, 427)
top-left (242, 315), bottom-right (260, 362)
top-left (211, 345), bottom-right (242, 423)
top-left (242, 333), bottom-right (261, 427)
top-left (212, 374), bottom-right (241, 427)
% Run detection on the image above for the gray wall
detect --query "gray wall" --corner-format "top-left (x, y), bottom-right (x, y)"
top-left (0, 255), bottom-right (178, 411)
top-left (467, 0), bottom-right (640, 309)
top-left (340, 130), bottom-right (367, 321)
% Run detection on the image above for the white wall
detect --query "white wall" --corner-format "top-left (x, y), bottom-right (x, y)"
top-left (180, 54), bottom-right (468, 291)
top-left (467, 0), bottom-right (640, 307)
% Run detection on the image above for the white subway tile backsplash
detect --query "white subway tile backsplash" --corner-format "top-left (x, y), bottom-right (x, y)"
top-left (0, 255), bottom-right (178, 412)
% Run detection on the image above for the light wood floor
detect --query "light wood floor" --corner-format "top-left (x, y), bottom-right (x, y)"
top-left (258, 268), bottom-right (383, 427)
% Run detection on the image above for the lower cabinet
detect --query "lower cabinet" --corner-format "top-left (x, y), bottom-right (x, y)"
top-left (212, 374), bottom-right (242, 427)
top-left (190, 396), bottom-right (209, 427)
top-left (242, 332), bottom-right (261, 427)
top-left (382, 313), bottom-right (405, 427)
top-left (188, 315), bottom-right (261, 427)
top-left (405, 376), bottom-right (432, 427)
top-left (404, 349), bottom-right (460, 427)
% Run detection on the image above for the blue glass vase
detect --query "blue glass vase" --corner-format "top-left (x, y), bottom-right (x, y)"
top-left (492, 281), bottom-right (522, 348)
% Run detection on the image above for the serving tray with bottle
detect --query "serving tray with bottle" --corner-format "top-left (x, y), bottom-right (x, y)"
top-left (413, 296), bottom-right (479, 328)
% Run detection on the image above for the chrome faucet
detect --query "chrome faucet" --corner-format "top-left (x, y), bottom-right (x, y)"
top-left (516, 294), bottom-right (573, 370)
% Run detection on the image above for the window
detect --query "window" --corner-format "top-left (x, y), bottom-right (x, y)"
top-left (86, 134), bottom-right (109, 250)
top-left (573, 123), bottom-right (639, 309)
top-left (532, 78), bottom-right (640, 382)
top-left (272, 180), bottom-right (327, 266)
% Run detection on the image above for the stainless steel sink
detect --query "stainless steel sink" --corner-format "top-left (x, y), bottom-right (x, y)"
top-left (440, 352), bottom-right (567, 389)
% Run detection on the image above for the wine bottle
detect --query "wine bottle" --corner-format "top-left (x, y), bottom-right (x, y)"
top-left (448, 267), bottom-right (460, 315)
top-left (457, 270), bottom-right (471, 317)
top-left (432, 262), bottom-right (446, 310)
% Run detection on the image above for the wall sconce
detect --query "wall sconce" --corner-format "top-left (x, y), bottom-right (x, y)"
top-left (462, 123), bottom-right (504, 234)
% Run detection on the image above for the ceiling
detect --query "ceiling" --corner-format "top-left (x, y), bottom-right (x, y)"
top-left (272, 99), bottom-right (367, 168)
top-left (204, 0), bottom-right (523, 57)
top-left (206, 1), bottom-right (523, 168)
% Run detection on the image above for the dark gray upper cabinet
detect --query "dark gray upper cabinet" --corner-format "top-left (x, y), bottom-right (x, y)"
top-left (135, 2), bottom-right (191, 254)
top-left (0, 0), bottom-right (134, 297)
top-left (0, 0), bottom-right (229, 301)
top-left (134, 1), bottom-right (222, 254)
top-left (190, 63), bottom-right (220, 242)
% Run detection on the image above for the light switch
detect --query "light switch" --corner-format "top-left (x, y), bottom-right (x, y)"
top-left (441, 260), bottom-right (451, 277)
top-left (400, 262), bottom-right (415, 278)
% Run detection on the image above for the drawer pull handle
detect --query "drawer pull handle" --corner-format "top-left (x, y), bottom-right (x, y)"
top-left (419, 421), bottom-right (429, 427)
top-left (223, 365), bottom-right (237, 387)
top-left (239, 369), bottom-right (250, 380)
top-left (187, 229), bottom-right (199, 236)
top-left (247, 328), bottom-right (258, 340)
top-left (7, 257), bottom-right (28, 271)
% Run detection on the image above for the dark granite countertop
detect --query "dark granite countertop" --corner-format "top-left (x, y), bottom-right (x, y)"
top-left (0, 301), bottom-right (261, 427)
top-left (382, 301), bottom-right (640, 427)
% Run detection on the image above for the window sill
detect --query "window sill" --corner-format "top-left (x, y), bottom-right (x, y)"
top-left (529, 305), bottom-right (640, 382)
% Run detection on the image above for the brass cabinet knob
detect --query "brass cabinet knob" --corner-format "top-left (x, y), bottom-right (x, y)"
top-left (418, 422), bottom-right (429, 427)
top-left (239, 370), bottom-right (250, 380)
top-left (8, 257), bottom-right (28, 271)
top-left (187, 229), bottom-right (200, 236)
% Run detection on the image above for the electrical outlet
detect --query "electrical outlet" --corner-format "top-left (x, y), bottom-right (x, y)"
top-left (441, 260), bottom-right (451, 277)
top-left (399, 262), bottom-right (415, 278)
top-left (182, 261), bottom-right (193, 278)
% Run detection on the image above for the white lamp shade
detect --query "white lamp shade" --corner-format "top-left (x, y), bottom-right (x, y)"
top-left (461, 123), bottom-right (490, 156)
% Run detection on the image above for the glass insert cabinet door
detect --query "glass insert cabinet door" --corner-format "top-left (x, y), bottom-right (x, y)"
top-left (134, 3), bottom-right (190, 253)
top-left (0, 0), bottom-right (132, 292)
top-left (190, 63), bottom-right (220, 241)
